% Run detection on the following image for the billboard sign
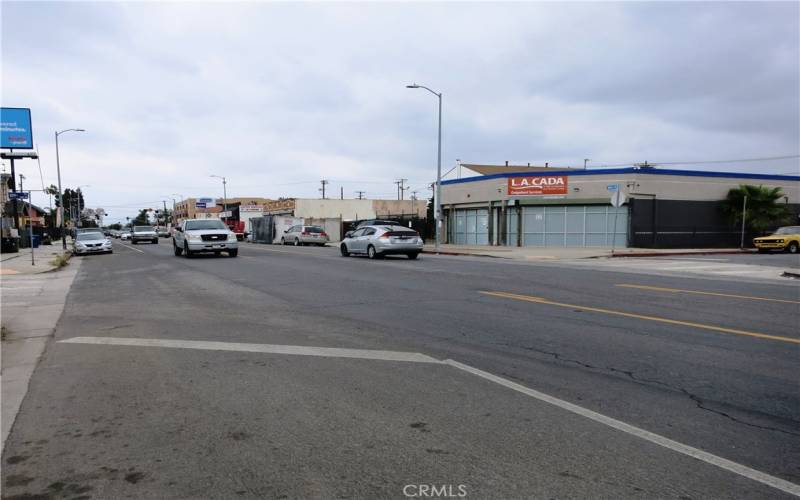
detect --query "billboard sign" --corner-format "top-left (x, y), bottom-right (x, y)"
top-left (508, 175), bottom-right (568, 196)
top-left (8, 191), bottom-right (29, 200)
top-left (195, 197), bottom-right (214, 209)
top-left (1, 108), bottom-right (34, 149)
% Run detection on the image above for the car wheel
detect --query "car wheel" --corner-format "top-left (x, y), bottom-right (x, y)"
top-left (294, 238), bottom-right (300, 246)
top-left (214, 251), bottom-right (221, 257)
top-left (229, 249), bottom-right (238, 257)
top-left (153, 239), bottom-right (158, 244)
top-left (174, 242), bottom-right (183, 256)
top-left (367, 245), bottom-right (380, 259)
top-left (132, 240), bottom-right (137, 245)
top-left (280, 238), bottom-right (285, 245)
top-left (184, 242), bottom-right (193, 258)
top-left (340, 244), bottom-right (350, 257)
top-left (788, 242), bottom-right (799, 254)
top-left (407, 252), bottom-right (419, 260)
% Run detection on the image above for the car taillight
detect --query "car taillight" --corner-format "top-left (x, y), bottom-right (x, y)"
top-left (380, 232), bottom-right (393, 239)
top-left (302, 232), bottom-right (310, 236)
top-left (320, 232), bottom-right (327, 237)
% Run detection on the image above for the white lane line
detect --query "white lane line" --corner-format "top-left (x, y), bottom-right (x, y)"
top-left (116, 242), bottom-right (144, 253)
top-left (444, 359), bottom-right (800, 498)
top-left (58, 336), bottom-right (442, 364)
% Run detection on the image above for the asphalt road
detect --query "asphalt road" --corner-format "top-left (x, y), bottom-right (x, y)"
top-left (3, 240), bottom-right (799, 499)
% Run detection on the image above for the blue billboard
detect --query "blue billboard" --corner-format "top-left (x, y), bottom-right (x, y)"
top-left (1, 107), bottom-right (34, 149)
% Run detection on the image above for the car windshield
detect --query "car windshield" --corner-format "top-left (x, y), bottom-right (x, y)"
top-left (773, 226), bottom-right (800, 235)
top-left (185, 220), bottom-right (227, 230)
top-left (134, 226), bottom-right (153, 232)
top-left (76, 232), bottom-right (104, 241)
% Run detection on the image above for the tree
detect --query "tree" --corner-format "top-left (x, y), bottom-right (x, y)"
top-left (131, 209), bottom-right (151, 226)
top-left (108, 223), bottom-right (122, 230)
top-left (722, 185), bottom-right (791, 234)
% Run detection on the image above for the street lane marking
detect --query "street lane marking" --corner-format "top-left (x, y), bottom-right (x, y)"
top-left (58, 336), bottom-right (442, 364)
top-left (116, 242), bottom-right (144, 253)
top-left (617, 284), bottom-right (800, 304)
top-left (444, 359), bottom-right (800, 498)
top-left (480, 291), bottom-right (800, 345)
top-left (56, 336), bottom-right (800, 495)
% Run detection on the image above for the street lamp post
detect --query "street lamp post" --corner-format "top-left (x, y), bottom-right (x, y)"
top-left (55, 128), bottom-right (85, 249)
top-left (406, 83), bottom-right (443, 252)
top-left (210, 175), bottom-right (228, 224)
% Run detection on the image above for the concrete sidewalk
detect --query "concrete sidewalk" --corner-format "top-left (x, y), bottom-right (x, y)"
top-left (422, 244), bottom-right (753, 260)
top-left (1, 241), bottom-right (72, 275)
top-left (1, 257), bottom-right (81, 452)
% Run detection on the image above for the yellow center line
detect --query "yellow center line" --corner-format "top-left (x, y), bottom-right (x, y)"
top-left (616, 284), bottom-right (800, 305)
top-left (479, 290), bottom-right (800, 345)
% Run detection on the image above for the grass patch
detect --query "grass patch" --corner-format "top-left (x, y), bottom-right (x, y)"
top-left (49, 252), bottom-right (71, 269)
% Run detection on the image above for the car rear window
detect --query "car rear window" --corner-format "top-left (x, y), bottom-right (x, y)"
top-left (304, 226), bottom-right (324, 233)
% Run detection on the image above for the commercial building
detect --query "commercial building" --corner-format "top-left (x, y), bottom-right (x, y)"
top-left (262, 198), bottom-right (426, 220)
top-left (174, 197), bottom-right (273, 222)
top-left (441, 164), bottom-right (800, 248)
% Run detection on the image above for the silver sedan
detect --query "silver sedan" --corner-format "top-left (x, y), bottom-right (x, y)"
top-left (73, 232), bottom-right (113, 255)
top-left (340, 225), bottom-right (423, 259)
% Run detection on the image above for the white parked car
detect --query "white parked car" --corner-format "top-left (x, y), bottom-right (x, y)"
top-left (73, 232), bottom-right (113, 255)
top-left (340, 225), bottom-right (423, 259)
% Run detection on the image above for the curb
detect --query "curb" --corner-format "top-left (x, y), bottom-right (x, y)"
top-left (420, 250), bottom-right (508, 259)
top-left (611, 250), bottom-right (754, 258)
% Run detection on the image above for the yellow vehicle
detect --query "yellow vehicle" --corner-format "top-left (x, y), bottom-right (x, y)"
top-left (753, 226), bottom-right (800, 253)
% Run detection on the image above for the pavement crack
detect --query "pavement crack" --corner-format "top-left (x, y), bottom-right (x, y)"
top-left (500, 342), bottom-right (800, 437)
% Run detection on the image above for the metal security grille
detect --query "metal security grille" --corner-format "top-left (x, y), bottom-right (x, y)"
top-left (452, 209), bottom-right (489, 245)
top-left (507, 205), bottom-right (628, 247)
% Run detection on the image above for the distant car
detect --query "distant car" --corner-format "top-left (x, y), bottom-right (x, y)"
top-left (173, 218), bottom-right (238, 258)
top-left (753, 226), bottom-right (800, 253)
top-left (76, 227), bottom-right (101, 234)
top-left (340, 225), bottom-right (423, 259)
top-left (156, 228), bottom-right (170, 238)
top-left (355, 219), bottom-right (400, 229)
top-left (131, 226), bottom-right (158, 245)
top-left (120, 231), bottom-right (131, 240)
top-left (73, 232), bottom-right (112, 255)
top-left (280, 225), bottom-right (329, 246)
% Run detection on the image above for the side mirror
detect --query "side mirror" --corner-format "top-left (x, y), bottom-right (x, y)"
top-left (284, 230), bottom-right (289, 234)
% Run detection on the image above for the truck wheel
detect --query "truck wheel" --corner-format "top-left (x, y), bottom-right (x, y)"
top-left (132, 240), bottom-right (137, 245)
top-left (788, 242), bottom-right (799, 254)
top-left (229, 249), bottom-right (238, 257)
top-left (152, 239), bottom-right (158, 244)
top-left (184, 243), bottom-right (193, 258)
top-left (174, 242), bottom-right (183, 256)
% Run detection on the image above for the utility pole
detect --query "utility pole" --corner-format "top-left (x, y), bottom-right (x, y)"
top-left (320, 179), bottom-right (329, 199)
top-left (740, 195), bottom-right (748, 249)
top-left (395, 179), bottom-right (408, 200)
top-left (411, 190), bottom-right (418, 201)
top-left (340, 186), bottom-right (343, 200)
top-left (355, 191), bottom-right (366, 200)
top-left (584, 158), bottom-right (590, 170)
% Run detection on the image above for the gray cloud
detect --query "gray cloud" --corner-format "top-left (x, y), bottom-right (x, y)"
top-left (1, 1), bottom-right (797, 223)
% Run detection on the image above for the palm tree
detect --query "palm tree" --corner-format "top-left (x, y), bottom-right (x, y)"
top-left (722, 185), bottom-right (791, 234)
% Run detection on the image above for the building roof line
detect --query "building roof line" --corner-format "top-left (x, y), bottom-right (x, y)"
top-left (441, 167), bottom-right (800, 185)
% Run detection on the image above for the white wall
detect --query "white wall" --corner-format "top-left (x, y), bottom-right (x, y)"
top-left (294, 199), bottom-right (375, 220)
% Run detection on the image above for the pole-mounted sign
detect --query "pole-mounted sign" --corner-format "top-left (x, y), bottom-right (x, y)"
top-left (1, 108), bottom-right (34, 149)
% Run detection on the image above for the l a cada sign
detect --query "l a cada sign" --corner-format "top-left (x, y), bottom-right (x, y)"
top-left (507, 175), bottom-right (568, 196)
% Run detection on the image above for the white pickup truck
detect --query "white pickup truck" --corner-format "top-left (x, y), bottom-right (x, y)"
top-left (173, 219), bottom-right (238, 258)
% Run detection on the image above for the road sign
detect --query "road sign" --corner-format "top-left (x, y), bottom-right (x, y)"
top-left (607, 184), bottom-right (619, 192)
top-left (1, 108), bottom-right (34, 149)
top-left (8, 191), bottom-right (29, 200)
top-left (610, 191), bottom-right (625, 208)
top-left (195, 202), bottom-right (207, 209)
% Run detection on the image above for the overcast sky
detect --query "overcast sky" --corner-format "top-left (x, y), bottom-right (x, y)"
top-left (2, 1), bottom-right (798, 223)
